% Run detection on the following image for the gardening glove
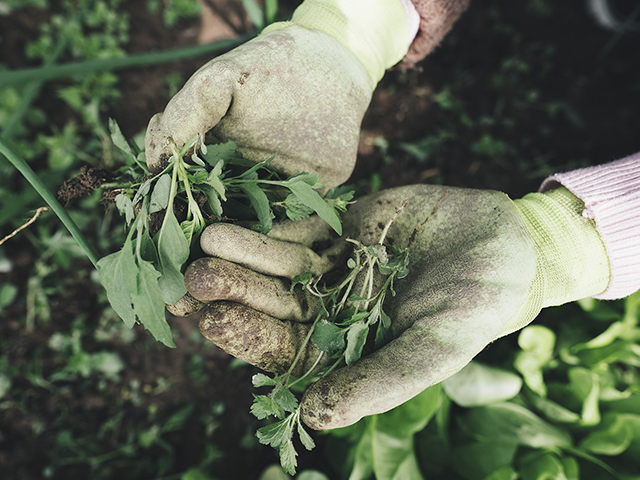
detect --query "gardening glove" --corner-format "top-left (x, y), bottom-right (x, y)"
top-left (145, 0), bottom-right (416, 188)
top-left (176, 184), bottom-right (611, 430)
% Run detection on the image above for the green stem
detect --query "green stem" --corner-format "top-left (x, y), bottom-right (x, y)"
top-left (0, 34), bottom-right (254, 87)
top-left (0, 139), bottom-right (100, 268)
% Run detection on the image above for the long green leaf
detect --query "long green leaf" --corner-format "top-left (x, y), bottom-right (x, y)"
top-left (286, 180), bottom-right (342, 235)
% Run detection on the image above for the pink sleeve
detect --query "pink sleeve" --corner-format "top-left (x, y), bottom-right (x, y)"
top-left (541, 153), bottom-right (640, 300)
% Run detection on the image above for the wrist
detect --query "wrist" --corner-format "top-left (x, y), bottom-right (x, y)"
top-left (274, 0), bottom-right (413, 87)
top-left (513, 187), bottom-right (611, 307)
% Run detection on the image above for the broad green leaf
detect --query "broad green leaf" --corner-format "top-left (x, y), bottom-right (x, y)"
top-left (97, 237), bottom-right (138, 328)
top-left (149, 174), bottom-right (171, 213)
top-left (286, 180), bottom-right (342, 235)
top-left (156, 207), bottom-right (189, 305)
top-left (520, 453), bottom-right (569, 480)
top-left (376, 385), bottom-right (441, 437)
top-left (372, 429), bottom-right (423, 480)
top-left (580, 412), bottom-right (633, 455)
top-left (348, 419), bottom-right (374, 480)
top-left (482, 467), bottom-right (518, 480)
top-left (345, 322), bottom-right (369, 365)
top-left (131, 260), bottom-right (175, 347)
top-left (461, 402), bottom-right (572, 448)
top-left (239, 182), bottom-right (273, 234)
top-left (443, 362), bottom-right (522, 407)
top-left (451, 442), bottom-right (517, 480)
top-left (312, 319), bottom-right (346, 357)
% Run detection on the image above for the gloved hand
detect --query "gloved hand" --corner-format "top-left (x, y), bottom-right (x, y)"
top-left (173, 184), bottom-right (611, 430)
top-left (144, 0), bottom-right (415, 188)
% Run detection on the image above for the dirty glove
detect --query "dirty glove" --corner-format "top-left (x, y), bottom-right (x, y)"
top-left (176, 184), bottom-right (610, 430)
top-left (145, 0), bottom-right (415, 188)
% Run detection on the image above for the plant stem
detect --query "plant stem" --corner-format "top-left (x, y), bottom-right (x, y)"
top-left (0, 34), bottom-right (254, 87)
top-left (0, 139), bottom-right (100, 268)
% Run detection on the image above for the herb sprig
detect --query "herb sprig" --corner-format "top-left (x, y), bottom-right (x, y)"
top-left (251, 203), bottom-right (409, 474)
top-left (98, 120), bottom-right (354, 346)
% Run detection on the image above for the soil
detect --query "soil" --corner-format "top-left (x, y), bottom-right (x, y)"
top-left (1, 0), bottom-right (639, 479)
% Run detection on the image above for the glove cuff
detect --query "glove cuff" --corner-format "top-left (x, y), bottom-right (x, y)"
top-left (267, 0), bottom-right (412, 87)
top-left (513, 187), bottom-right (611, 308)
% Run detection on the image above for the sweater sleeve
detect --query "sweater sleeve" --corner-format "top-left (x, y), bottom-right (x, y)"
top-left (403, 0), bottom-right (470, 65)
top-left (540, 153), bottom-right (640, 300)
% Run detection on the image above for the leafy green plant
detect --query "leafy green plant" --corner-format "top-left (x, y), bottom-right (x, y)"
top-left (250, 204), bottom-right (409, 474)
top-left (98, 120), bottom-right (352, 347)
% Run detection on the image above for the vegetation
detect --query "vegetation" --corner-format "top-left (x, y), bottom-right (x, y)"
top-left (1, 0), bottom-right (639, 479)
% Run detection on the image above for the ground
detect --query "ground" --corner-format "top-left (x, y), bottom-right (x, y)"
top-left (0, 0), bottom-right (639, 479)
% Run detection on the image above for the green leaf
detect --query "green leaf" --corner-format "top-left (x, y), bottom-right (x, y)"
top-left (115, 193), bottom-right (135, 225)
top-left (297, 420), bottom-right (316, 451)
top-left (163, 404), bottom-right (195, 432)
top-left (273, 386), bottom-right (299, 413)
top-left (285, 180), bottom-right (342, 235)
top-left (149, 174), bottom-right (171, 213)
top-left (461, 402), bottom-right (572, 448)
top-left (283, 193), bottom-right (314, 221)
top-left (256, 417), bottom-right (292, 448)
top-left (239, 182), bottom-right (273, 234)
top-left (251, 394), bottom-right (284, 420)
top-left (205, 160), bottom-right (226, 200)
top-left (109, 118), bottom-right (137, 164)
top-left (527, 392), bottom-right (580, 424)
top-left (312, 319), bottom-right (346, 357)
top-left (451, 442), bottom-right (517, 480)
top-left (376, 385), bottom-right (442, 437)
top-left (514, 325), bottom-right (556, 397)
top-left (97, 236), bottom-right (138, 328)
top-left (156, 207), bottom-right (189, 305)
top-left (252, 373), bottom-right (277, 388)
top-left (372, 430), bottom-right (423, 480)
top-left (132, 179), bottom-right (152, 205)
top-left (131, 259), bottom-right (175, 347)
top-left (278, 439), bottom-right (298, 475)
top-left (520, 453), bottom-right (570, 480)
top-left (345, 322), bottom-right (369, 365)
top-left (580, 412), bottom-right (633, 455)
top-left (200, 185), bottom-right (223, 217)
top-left (201, 141), bottom-right (236, 167)
top-left (442, 362), bottom-right (522, 407)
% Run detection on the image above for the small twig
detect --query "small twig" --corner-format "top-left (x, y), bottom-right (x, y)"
top-left (378, 199), bottom-right (408, 245)
top-left (0, 207), bottom-right (50, 245)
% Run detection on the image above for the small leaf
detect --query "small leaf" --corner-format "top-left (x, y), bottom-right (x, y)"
top-left (132, 179), bottom-right (152, 205)
top-left (251, 394), bottom-right (284, 420)
top-left (115, 193), bottom-right (135, 225)
top-left (297, 420), bottom-right (316, 451)
top-left (278, 439), bottom-right (298, 476)
top-left (442, 361), bottom-right (522, 407)
top-left (149, 174), bottom-right (171, 213)
top-left (580, 412), bottom-right (633, 455)
top-left (201, 141), bottom-right (237, 166)
top-left (345, 322), bottom-right (369, 365)
top-left (109, 118), bottom-right (137, 164)
top-left (273, 386), bottom-right (299, 413)
top-left (256, 416), bottom-right (293, 448)
top-left (252, 373), bottom-right (277, 388)
top-left (239, 182), bottom-right (273, 233)
top-left (283, 193), bottom-right (315, 221)
top-left (311, 320), bottom-right (346, 357)
top-left (285, 181), bottom-right (342, 235)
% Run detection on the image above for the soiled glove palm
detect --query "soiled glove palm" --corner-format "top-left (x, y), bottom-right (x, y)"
top-left (176, 184), bottom-right (610, 430)
top-left (145, 0), bottom-right (413, 188)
